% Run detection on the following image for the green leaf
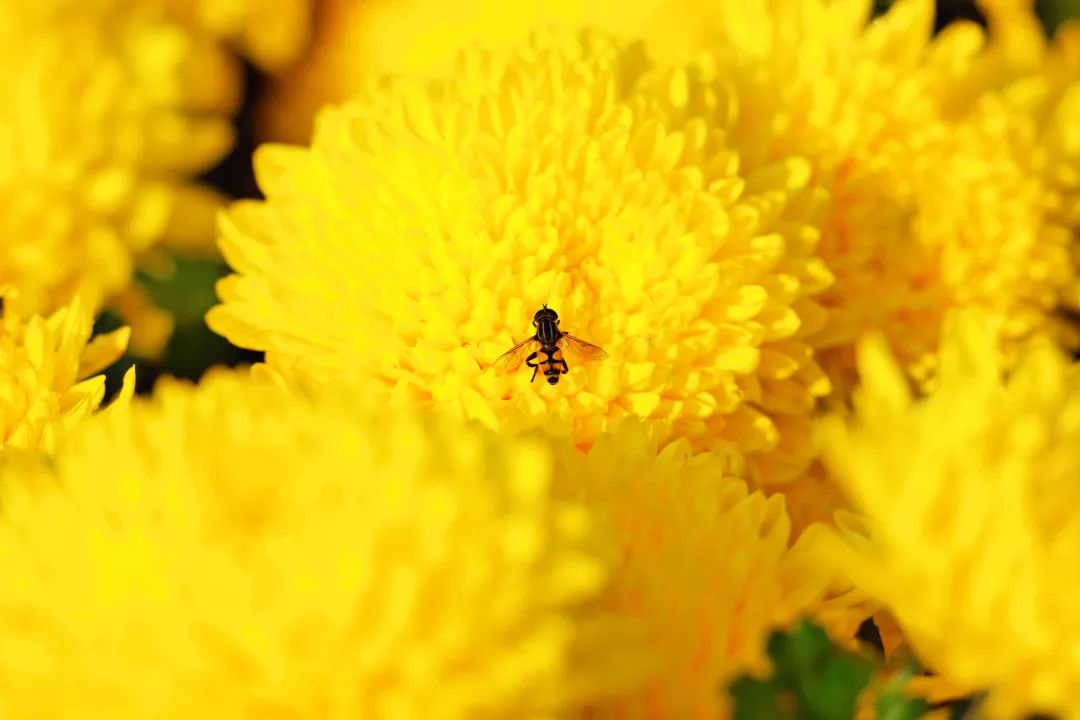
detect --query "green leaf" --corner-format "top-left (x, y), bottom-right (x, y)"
top-left (730, 676), bottom-right (788, 720)
top-left (101, 256), bottom-right (261, 398)
top-left (137, 257), bottom-right (226, 327)
top-left (803, 657), bottom-right (875, 720)
top-left (727, 620), bottom-right (875, 720)
top-left (875, 663), bottom-right (929, 720)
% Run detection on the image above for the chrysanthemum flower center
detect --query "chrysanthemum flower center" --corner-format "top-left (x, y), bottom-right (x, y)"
top-left (210, 28), bottom-right (834, 484)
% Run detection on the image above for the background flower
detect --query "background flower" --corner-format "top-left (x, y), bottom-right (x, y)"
top-left (0, 0), bottom-right (238, 328)
top-left (258, 0), bottom-right (736, 143)
top-left (0, 369), bottom-right (814, 718)
top-left (0, 293), bottom-right (131, 453)
top-left (0, 371), bottom-right (621, 718)
top-left (690, 0), bottom-right (1080, 390)
top-left (0, 0), bottom-right (321, 359)
top-left (631, 0), bottom-right (1080, 552)
top-left (165, 0), bottom-right (314, 72)
top-left (209, 28), bottom-right (833, 486)
top-left (945, 0), bottom-right (1080, 337)
top-left (562, 423), bottom-right (817, 718)
top-left (809, 312), bottom-right (1080, 718)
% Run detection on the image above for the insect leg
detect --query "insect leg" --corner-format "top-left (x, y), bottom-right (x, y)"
top-left (525, 352), bottom-right (539, 383)
top-left (559, 356), bottom-right (569, 375)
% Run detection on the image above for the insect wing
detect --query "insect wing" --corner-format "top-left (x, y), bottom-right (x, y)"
top-left (559, 333), bottom-right (609, 365)
top-left (492, 336), bottom-right (539, 372)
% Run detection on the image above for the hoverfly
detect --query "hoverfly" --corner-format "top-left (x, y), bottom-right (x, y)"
top-left (493, 305), bottom-right (608, 385)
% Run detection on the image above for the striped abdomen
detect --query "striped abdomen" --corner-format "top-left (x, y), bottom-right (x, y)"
top-left (539, 345), bottom-right (564, 385)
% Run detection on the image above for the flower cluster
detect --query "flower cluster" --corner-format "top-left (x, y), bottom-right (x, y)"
top-left (810, 313), bottom-right (1080, 718)
top-left (256, 0), bottom-right (1080, 391)
top-left (0, 1), bottom-right (232, 318)
top-left (676, 0), bottom-right (1080, 390)
top-left (4, 0), bottom-right (1080, 717)
top-left (210, 28), bottom-right (834, 487)
top-left (0, 0), bottom-right (313, 353)
top-left (0, 294), bottom-right (131, 453)
top-left (0, 371), bottom-right (811, 718)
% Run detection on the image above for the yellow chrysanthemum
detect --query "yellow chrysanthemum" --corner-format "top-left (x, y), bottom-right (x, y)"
top-left (938, 0), bottom-right (1080, 324)
top-left (808, 312), bottom-right (1080, 719)
top-left (0, 0), bottom-right (239, 319)
top-left (626, 0), bottom-right (1079, 555)
top-left (0, 369), bottom-right (814, 718)
top-left (164, 0), bottom-right (313, 72)
top-left (210, 28), bottom-right (834, 485)
top-left (259, 0), bottom-right (1078, 387)
top-left (0, 370), bottom-right (619, 718)
top-left (0, 293), bottom-right (131, 453)
top-left (674, 0), bottom-right (1080, 389)
top-left (563, 424), bottom-right (814, 717)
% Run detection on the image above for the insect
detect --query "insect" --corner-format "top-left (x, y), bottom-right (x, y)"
top-left (493, 305), bottom-right (608, 385)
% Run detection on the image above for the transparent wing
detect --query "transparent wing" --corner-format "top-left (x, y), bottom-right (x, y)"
top-left (559, 333), bottom-right (609, 365)
top-left (492, 336), bottom-right (539, 372)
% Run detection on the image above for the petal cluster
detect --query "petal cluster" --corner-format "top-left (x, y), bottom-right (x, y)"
top-left (811, 313), bottom-right (1080, 718)
top-left (0, 370), bottom-right (812, 718)
top-left (563, 424), bottom-right (812, 717)
top-left (688, 0), bottom-right (1080, 388)
top-left (0, 371), bottom-right (614, 718)
top-left (948, 0), bottom-right (1080, 331)
top-left (0, 294), bottom-right (130, 453)
top-left (0, 0), bottom-right (239, 318)
top-left (210, 28), bottom-right (833, 485)
top-left (256, 0), bottom-right (1080, 396)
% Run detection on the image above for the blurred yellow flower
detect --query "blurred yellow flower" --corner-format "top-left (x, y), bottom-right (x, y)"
top-left (0, 369), bottom-right (814, 718)
top-left (0, 370), bottom-right (620, 718)
top-left (0, 0), bottom-right (239, 321)
top-left (633, 0), bottom-right (1079, 549)
top-left (943, 0), bottom-right (1080, 327)
top-left (260, 0), bottom-right (574, 141)
top-left (679, 0), bottom-right (1080, 389)
top-left (258, 0), bottom-right (730, 143)
top-left (564, 424), bottom-right (814, 717)
top-left (810, 311), bottom-right (1080, 719)
top-left (0, 293), bottom-right (131, 453)
top-left (165, 0), bottom-right (314, 71)
top-left (210, 28), bottom-right (833, 485)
